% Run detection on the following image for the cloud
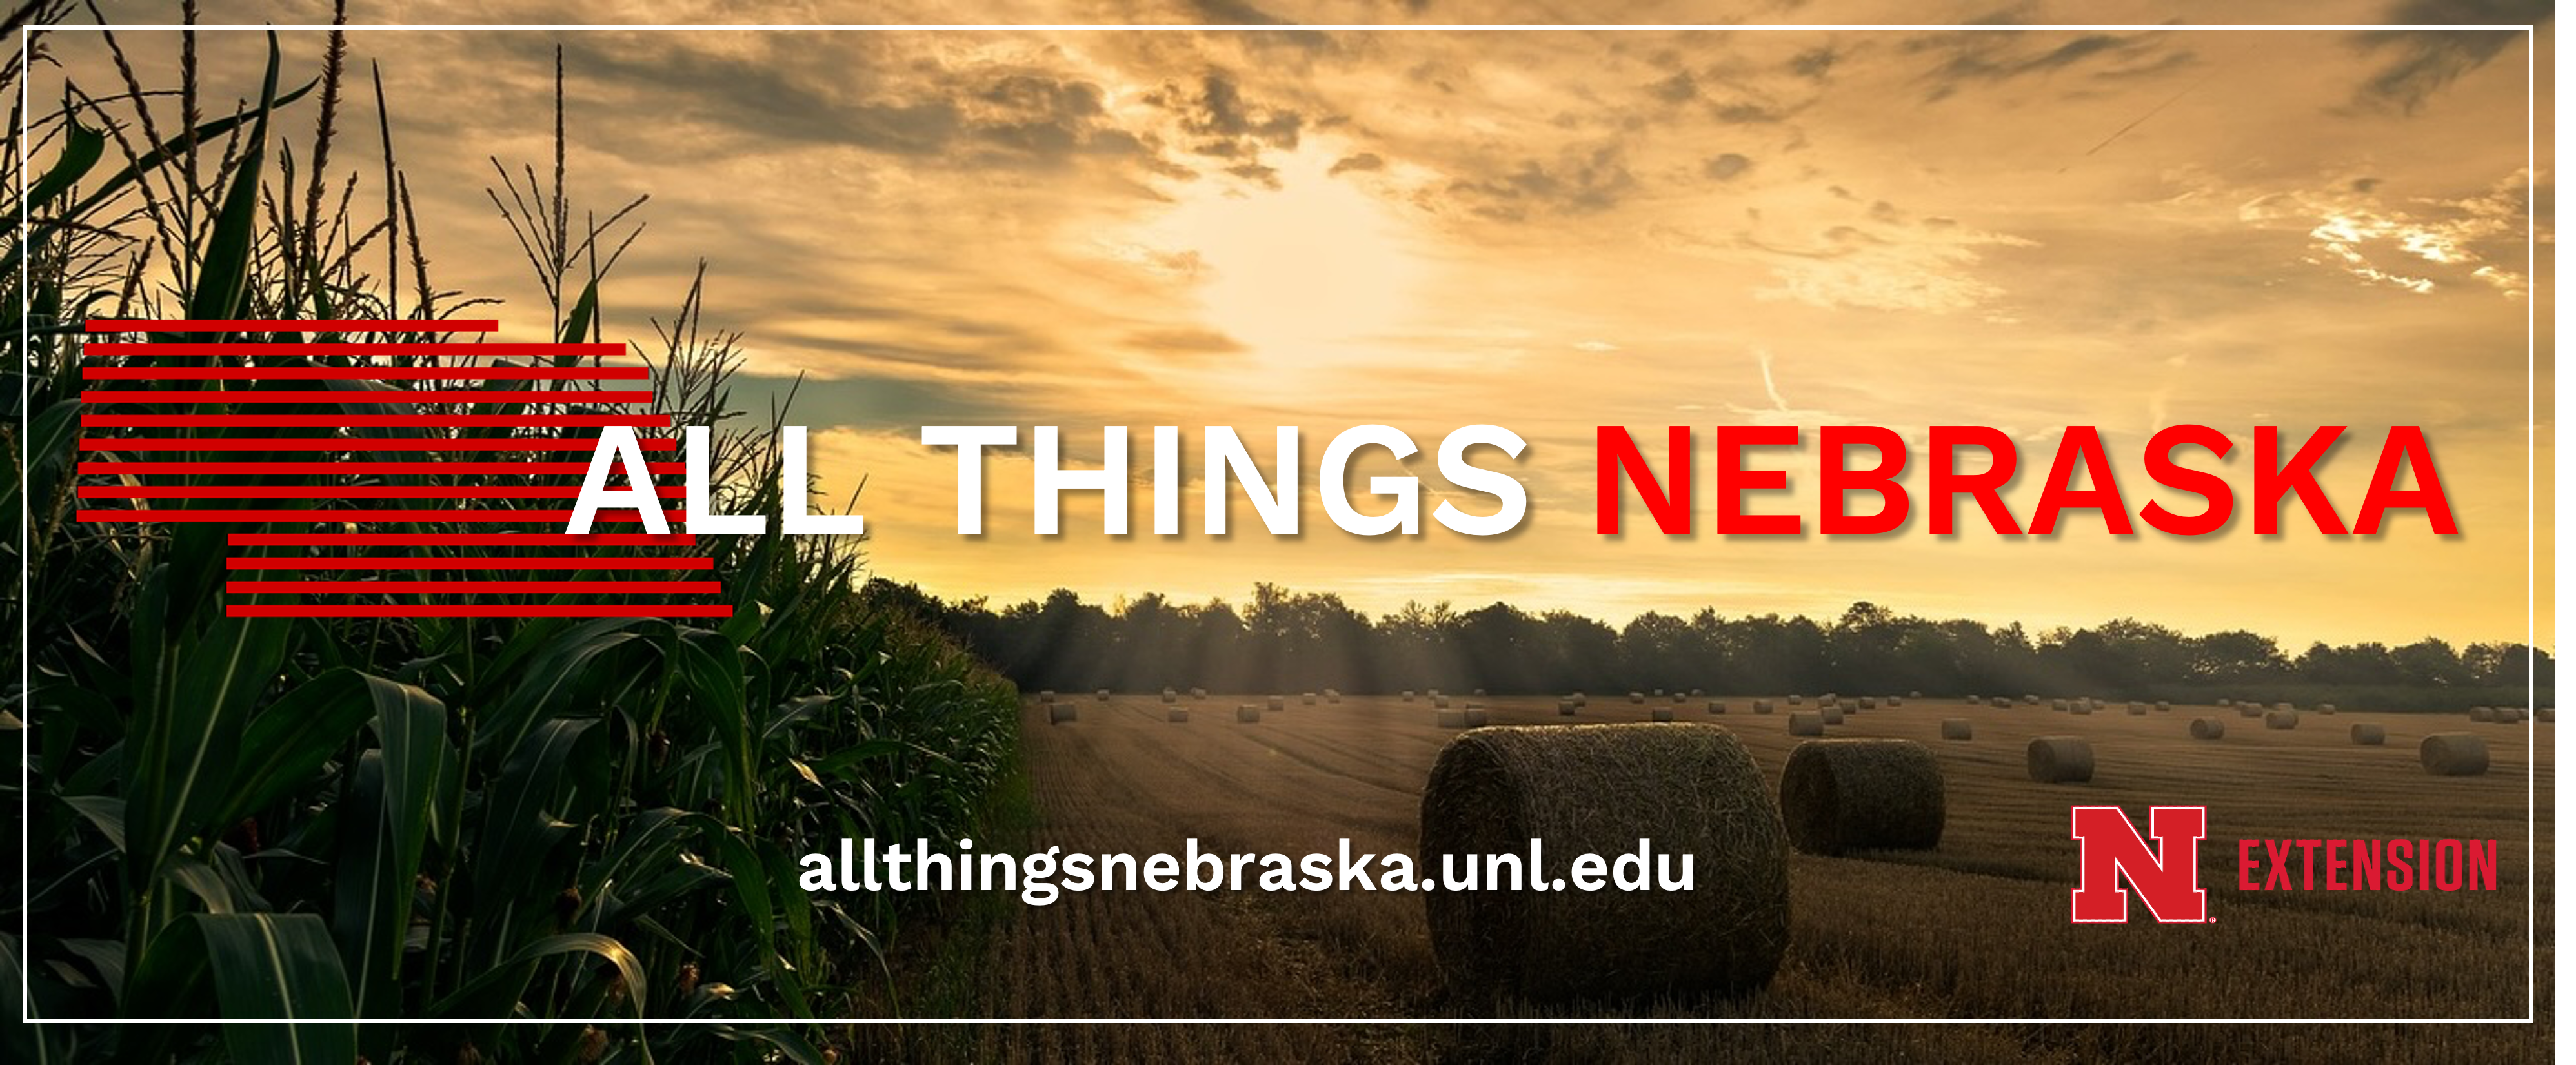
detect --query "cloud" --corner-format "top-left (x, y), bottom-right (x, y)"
top-left (1444, 143), bottom-right (1638, 221)
top-left (2348, 0), bottom-right (2549, 114)
top-left (1226, 161), bottom-right (1283, 187)
top-left (1649, 70), bottom-right (1698, 104)
top-left (1145, 68), bottom-right (1307, 184)
top-left (1651, 186), bottom-right (2035, 314)
top-left (1905, 30), bottom-right (2197, 102)
top-left (1125, 327), bottom-right (1249, 356)
top-left (1750, 229), bottom-right (2034, 313)
top-left (1328, 152), bottom-right (1385, 176)
top-left (1789, 46), bottom-right (1838, 81)
top-left (1703, 153), bottom-right (1753, 181)
top-left (2237, 170), bottom-right (2530, 297)
top-left (1183, 0), bottom-right (1335, 50)
top-left (538, 35), bottom-right (1161, 174)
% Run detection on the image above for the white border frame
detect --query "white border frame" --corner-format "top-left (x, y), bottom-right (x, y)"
top-left (15, 20), bottom-right (2548, 1030)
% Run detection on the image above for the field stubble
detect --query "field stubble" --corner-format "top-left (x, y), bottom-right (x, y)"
top-left (888, 695), bottom-right (2551, 1063)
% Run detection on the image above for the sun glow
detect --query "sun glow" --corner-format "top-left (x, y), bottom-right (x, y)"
top-left (1138, 143), bottom-right (1428, 363)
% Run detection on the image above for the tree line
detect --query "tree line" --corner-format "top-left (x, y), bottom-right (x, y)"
top-left (862, 580), bottom-right (2552, 711)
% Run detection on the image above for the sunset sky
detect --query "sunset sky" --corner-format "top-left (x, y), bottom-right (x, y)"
top-left (49, 1), bottom-right (2555, 650)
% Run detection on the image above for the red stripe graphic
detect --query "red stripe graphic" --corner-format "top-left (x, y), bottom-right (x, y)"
top-left (82, 389), bottom-right (657, 404)
top-left (228, 580), bottom-right (723, 593)
top-left (83, 485), bottom-right (686, 500)
top-left (83, 320), bottom-right (725, 620)
top-left (229, 604), bottom-right (734, 618)
top-left (85, 462), bottom-right (685, 474)
top-left (88, 319), bottom-right (500, 332)
top-left (87, 341), bottom-right (618, 356)
top-left (85, 414), bottom-right (672, 427)
top-left (86, 367), bottom-right (650, 380)
top-left (81, 439), bottom-right (676, 451)
top-left (81, 509), bottom-right (684, 522)
top-left (228, 532), bottom-right (697, 546)
top-left (228, 558), bottom-right (713, 570)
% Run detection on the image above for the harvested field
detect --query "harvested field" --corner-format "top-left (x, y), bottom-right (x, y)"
top-left (876, 695), bottom-right (2554, 1062)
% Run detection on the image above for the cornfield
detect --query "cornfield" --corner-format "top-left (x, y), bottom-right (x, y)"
top-left (8, 12), bottom-right (1020, 1061)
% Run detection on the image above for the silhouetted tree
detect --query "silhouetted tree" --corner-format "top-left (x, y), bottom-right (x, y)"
top-left (878, 583), bottom-right (2549, 710)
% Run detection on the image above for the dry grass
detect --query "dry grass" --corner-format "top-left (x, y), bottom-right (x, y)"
top-left (876, 694), bottom-right (2552, 1062)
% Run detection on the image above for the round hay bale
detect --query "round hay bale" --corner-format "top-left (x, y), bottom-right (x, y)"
top-left (1653, 689), bottom-right (1667, 697)
top-left (1788, 695), bottom-right (1805, 706)
top-left (1420, 724), bottom-right (1788, 1002)
top-left (2419, 733), bottom-right (2489, 776)
top-left (1430, 689), bottom-right (1444, 698)
top-left (1403, 690), bottom-right (1417, 702)
top-left (1856, 696), bottom-right (1878, 710)
top-left (1558, 698), bottom-right (1578, 716)
top-left (2216, 698), bottom-right (2231, 708)
top-left (2468, 706), bottom-right (2494, 722)
top-left (1236, 705), bottom-right (1262, 724)
top-left (2273, 701), bottom-right (2295, 713)
top-left (1093, 689), bottom-right (1111, 702)
top-left (1474, 689), bottom-right (1489, 698)
top-left (2026, 736), bottom-right (2095, 784)
top-left (1464, 708), bottom-right (1490, 727)
top-left (1887, 696), bottom-right (1905, 707)
top-left (2349, 723), bottom-right (2384, 746)
top-left (1269, 695), bottom-right (1287, 712)
top-left (1038, 689), bottom-right (1056, 702)
top-left (2022, 695), bottom-right (2040, 705)
top-left (2238, 704), bottom-right (2264, 718)
top-left (1965, 694), bottom-right (1980, 704)
top-left (2264, 710), bottom-right (2299, 730)
top-left (1691, 688), bottom-right (1706, 697)
top-left (1049, 705), bottom-right (1078, 725)
top-left (1435, 695), bottom-right (1453, 709)
top-left (2540, 708), bottom-right (2556, 723)
top-left (2499, 707), bottom-right (2526, 724)
top-left (1778, 739), bottom-right (1945, 856)
top-left (2126, 701), bottom-right (2148, 716)
top-left (1303, 693), bottom-right (1318, 705)
top-left (1907, 690), bottom-right (1923, 698)
top-left (2155, 700), bottom-right (2172, 712)
top-left (2317, 702), bottom-right (2337, 715)
top-left (1629, 692), bottom-right (1646, 704)
top-left (1651, 708), bottom-right (1675, 722)
top-left (2051, 698), bottom-right (2069, 713)
top-left (1326, 689), bottom-right (1342, 703)
top-left (1753, 699), bottom-right (1774, 714)
top-left (1672, 693), bottom-right (1687, 704)
top-left (1787, 711), bottom-right (1826, 736)
top-left (1191, 686), bottom-right (1208, 698)
top-left (1706, 700), bottom-right (1727, 715)
top-left (1168, 708), bottom-right (1190, 723)
top-left (2189, 717), bottom-right (2225, 740)
top-left (1162, 687), bottom-right (1178, 704)
top-left (1437, 708), bottom-right (1471, 728)
top-left (1989, 697), bottom-right (2012, 709)
top-left (2069, 701), bottom-right (2091, 716)
top-left (1569, 691), bottom-right (1588, 707)
top-left (1820, 694), bottom-right (1840, 709)
top-left (1820, 707), bottom-right (1845, 725)
top-left (1940, 718), bottom-right (1972, 741)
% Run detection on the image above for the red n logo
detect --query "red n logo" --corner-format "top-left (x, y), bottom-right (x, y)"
top-left (2069, 806), bottom-right (2207, 923)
